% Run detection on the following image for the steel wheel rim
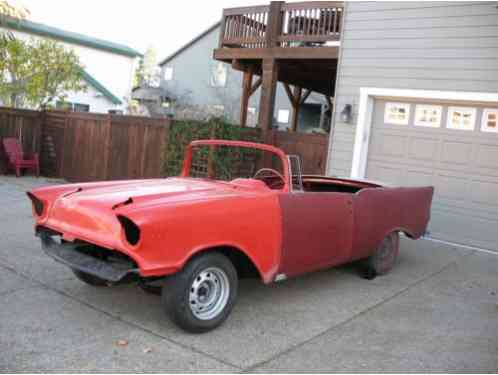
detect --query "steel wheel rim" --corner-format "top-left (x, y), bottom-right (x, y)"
top-left (189, 266), bottom-right (230, 320)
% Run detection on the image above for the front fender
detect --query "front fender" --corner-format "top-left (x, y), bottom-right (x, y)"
top-left (118, 193), bottom-right (282, 282)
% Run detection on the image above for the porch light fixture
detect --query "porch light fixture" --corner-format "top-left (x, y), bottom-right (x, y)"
top-left (340, 104), bottom-right (352, 123)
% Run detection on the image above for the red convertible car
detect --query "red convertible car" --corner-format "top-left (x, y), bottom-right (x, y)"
top-left (28, 140), bottom-right (433, 332)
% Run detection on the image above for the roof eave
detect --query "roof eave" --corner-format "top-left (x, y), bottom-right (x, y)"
top-left (158, 21), bottom-right (221, 66)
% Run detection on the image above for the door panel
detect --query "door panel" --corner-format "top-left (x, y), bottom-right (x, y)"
top-left (278, 192), bottom-right (354, 277)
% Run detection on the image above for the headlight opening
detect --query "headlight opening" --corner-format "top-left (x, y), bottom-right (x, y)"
top-left (117, 215), bottom-right (141, 246)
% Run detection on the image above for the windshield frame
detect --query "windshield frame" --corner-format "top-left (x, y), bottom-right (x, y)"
top-left (181, 140), bottom-right (291, 192)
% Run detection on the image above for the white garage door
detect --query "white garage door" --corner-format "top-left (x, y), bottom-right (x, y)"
top-left (366, 98), bottom-right (498, 253)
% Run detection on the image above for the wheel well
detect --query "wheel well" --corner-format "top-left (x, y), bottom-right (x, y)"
top-left (189, 246), bottom-right (262, 280)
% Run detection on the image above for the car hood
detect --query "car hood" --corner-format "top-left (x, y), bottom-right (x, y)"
top-left (39, 178), bottom-right (257, 248)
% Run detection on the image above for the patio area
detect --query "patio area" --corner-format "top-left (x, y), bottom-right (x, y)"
top-left (0, 175), bottom-right (497, 372)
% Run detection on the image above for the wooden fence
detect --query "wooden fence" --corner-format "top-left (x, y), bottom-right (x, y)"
top-left (0, 107), bottom-right (171, 181)
top-left (0, 106), bottom-right (328, 181)
top-left (0, 108), bottom-right (43, 173)
top-left (272, 130), bottom-right (328, 175)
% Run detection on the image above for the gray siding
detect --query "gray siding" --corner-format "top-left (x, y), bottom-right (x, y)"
top-left (160, 26), bottom-right (324, 129)
top-left (328, 1), bottom-right (498, 177)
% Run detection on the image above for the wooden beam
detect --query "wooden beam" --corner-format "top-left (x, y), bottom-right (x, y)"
top-left (283, 83), bottom-right (295, 106)
top-left (249, 77), bottom-right (262, 96)
top-left (324, 95), bottom-right (333, 109)
top-left (240, 70), bottom-right (253, 127)
top-left (258, 58), bottom-right (279, 132)
top-left (291, 86), bottom-right (302, 132)
top-left (301, 89), bottom-right (312, 105)
top-left (213, 46), bottom-right (339, 60)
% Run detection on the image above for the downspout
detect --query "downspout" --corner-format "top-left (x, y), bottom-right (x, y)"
top-left (325, 3), bottom-right (348, 176)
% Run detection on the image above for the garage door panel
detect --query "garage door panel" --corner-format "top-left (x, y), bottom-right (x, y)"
top-left (434, 174), bottom-right (469, 202)
top-left (367, 163), bottom-right (402, 185)
top-left (441, 141), bottom-right (473, 165)
top-left (409, 137), bottom-right (439, 161)
top-left (476, 144), bottom-right (498, 169)
top-left (369, 133), bottom-right (407, 157)
top-left (405, 170), bottom-right (434, 187)
top-left (429, 208), bottom-right (498, 250)
top-left (367, 98), bottom-right (498, 253)
top-left (470, 180), bottom-right (498, 207)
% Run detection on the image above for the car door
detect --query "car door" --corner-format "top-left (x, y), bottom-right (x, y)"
top-left (277, 192), bottom-right (354, 277)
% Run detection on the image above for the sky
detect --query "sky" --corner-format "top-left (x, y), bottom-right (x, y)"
top-left (16, 0), bottom-right (267, 61)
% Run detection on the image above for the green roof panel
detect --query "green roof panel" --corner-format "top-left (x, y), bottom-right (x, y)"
top-left (81, 70), bottom-right (123, 105)
top-left (5, 18), bottom-right (142, 58)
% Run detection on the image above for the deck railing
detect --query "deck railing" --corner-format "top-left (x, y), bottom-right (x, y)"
top-left (219, 1), bottom-right (343, 49)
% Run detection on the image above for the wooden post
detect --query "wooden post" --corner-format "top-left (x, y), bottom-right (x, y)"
top-left (258, 58), bottom-right (279, 133)
top-left (291, 86), bottom-right (302, 132)
top-left (265, 1), bottom-right (284, 47)
top-left (240, 69), bottom-right (253, 127)
top-left (218, 12), bottom-right (227, 48)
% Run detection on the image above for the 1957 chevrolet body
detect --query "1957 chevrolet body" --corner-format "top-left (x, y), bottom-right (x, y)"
top-left (28, 140), bottom-right (433, 332)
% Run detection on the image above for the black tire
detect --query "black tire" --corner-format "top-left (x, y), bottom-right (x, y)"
top-left (72, 269), bottom-right (109, 287)
top-left (161, 252), bottom-right (238, 333)
top-left (364, 232), bottom-right (400, 278)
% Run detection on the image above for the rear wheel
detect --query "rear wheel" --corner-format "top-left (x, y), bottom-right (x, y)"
top-left (72, 269), bottom-right (109, 286)
top-left (161, 252), bottom-right (238, 333)
top-left (364, 232), bottom-right (400, 277)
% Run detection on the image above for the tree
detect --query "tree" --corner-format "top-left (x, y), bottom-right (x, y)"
top-left (0, 0), bottom-right (28, 25)
top-left (0, 37), bottom-right (86, 109)
top-left (134, 46), bottom-right (160, 87)
top-left (0, 0), bottom-right (29, 43)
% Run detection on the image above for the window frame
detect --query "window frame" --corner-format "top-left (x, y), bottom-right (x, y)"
top-left (481, 108), bottom-right (498, 133)
top-left (414, 104), bottom-right (442, 128)
top-left (446, 106), bottom-right (476, 131)
top-left (384, 102), bottom-right (410, 125)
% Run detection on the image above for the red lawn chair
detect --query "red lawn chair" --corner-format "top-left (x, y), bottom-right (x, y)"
top-left (2, 137), bottom-right (39, 177)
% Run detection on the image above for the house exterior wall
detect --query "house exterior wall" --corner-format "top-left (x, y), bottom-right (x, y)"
top-left (0, 27), bottom-right (138, 113)
top-left (159, 26), bottom-right (324, 130)
top-left (327, 1), bottom-right (498, 177)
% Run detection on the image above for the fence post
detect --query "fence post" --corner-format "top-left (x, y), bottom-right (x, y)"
top-left (207, 122), bottom-right (217, 178)
top-left (103, 114), bottom-right (112, 180)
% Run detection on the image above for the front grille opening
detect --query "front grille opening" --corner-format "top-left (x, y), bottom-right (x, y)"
top-left (73, 242), bottom-right (138, 271)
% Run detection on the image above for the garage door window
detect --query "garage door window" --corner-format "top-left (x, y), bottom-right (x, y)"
top-left (414, 104), bottom-right (442, 128)
top-left (384, 102), bottom-right (410, 125)
top-left (481, 109), bottom-right (498, 133)
top-left (447, 107), bottom-right (476, 131)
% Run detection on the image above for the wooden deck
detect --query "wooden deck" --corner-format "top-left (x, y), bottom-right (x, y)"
top-left (214, 1), bottom-right (343, 134)
top-left (217, 1), bottom-right (343, 50)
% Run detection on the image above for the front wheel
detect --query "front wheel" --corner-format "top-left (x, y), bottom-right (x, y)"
top-left (161, 252), bottom-right (238, 333)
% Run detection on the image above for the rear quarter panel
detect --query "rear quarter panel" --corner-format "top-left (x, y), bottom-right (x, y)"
top-left (351, 186), bottom-right (434, 260)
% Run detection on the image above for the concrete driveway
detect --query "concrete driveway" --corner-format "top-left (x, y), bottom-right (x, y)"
top-left (1, 176), bottom-right (497, 372)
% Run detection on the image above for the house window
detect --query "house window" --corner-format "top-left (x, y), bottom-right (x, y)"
top-left (56, 101), bottom-right (90, 112)
top-left (481, 108), bottom-right (498, 133)
top-left (384, 102), bottom-right (410, 125)
top-left (210, 62), bottom-right (227, 87)
top-left (447, 106), bottom-right (476, 131)
top-left (277, 109), bottom-right (290, 123)
top-left (414, 104), bottom-right (442, 128)
top-left (163, 67), bottom-right (174, 81)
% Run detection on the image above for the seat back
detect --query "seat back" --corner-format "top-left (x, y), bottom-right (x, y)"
top-left (2, 137), bottom-right (22, 163)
